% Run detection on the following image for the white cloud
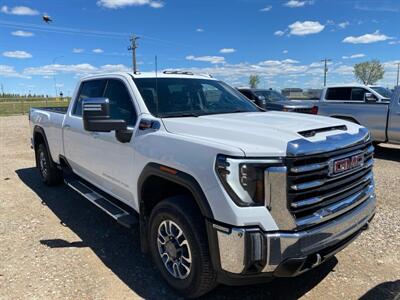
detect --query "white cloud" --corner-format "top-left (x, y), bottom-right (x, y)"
top-left (338, 21), bottom-right (350, 29)
top-left (72, 48), bottom-right (85, 53)
top-left (97, 0), bottom-right (164, 9)
top-left (3, 51), bottom-right (32, 59)
top-left (284, 0), bottom-right (314, 8)
top-left (389, 40), bottom-right (400, 45)
top-left (283, 50), bottom-right (289, 54)
top-left (342, 53), bottom-right (366, 59)
top-left (1, 5), bottom-right (39, 15)
top-left (23, 63), bottom-right (131, 77)
top-left (196, 28), bottom-right (204, 32)
top-left (0, 65), bottom-right (30, 78)
top-left (274, 30), bottom-right (286, 36)
top-left (149, 1), bottom-right (164, 8)
top-left (343, 31), bottom-right (392, 44)
top-left (354, 4), bottom-right (399, 12)
top-left (92, 48), bottom-right (104, 53)
top-left (288, 21), bottom-right (325, 36)
top-left (11, 30), bottom-right (34, 37)
top-left (186, 55), bottom-right (225, 64)
top-left (259, 5), bottom-right (272, 12)
top-left (219, 48), bottom-right (236, 54)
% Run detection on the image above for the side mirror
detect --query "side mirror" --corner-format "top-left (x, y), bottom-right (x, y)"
top-left (82, 98), bottom-right (132, 143)
top-left (365, 93), bottom-right (377, 102)
top-left (82, 98), bottom-right (126, 132)
top-left (256, 95), bottom-right (267, 107)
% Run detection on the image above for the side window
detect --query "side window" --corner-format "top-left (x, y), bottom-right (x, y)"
top-left (240, 90), bottom-right (253, 100)
top-left (203, 84), bottom-right (223, 103)
top-left (73, 80), bottom-right (106, 116)
top-left (103, 79), bottom-right (137, 126)
top-left (326, 88), bottom-right (352, 101)
top-left (351, 88), bottom-right (367, 101)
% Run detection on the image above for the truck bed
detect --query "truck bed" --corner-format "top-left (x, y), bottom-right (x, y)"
top-left (32, 106), bottom-right (68, 114)
top-left (30, 106), bottom-right (68, 164)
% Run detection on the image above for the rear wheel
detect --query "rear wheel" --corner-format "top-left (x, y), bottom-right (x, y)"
top-left (148, 196), bottom-right (217, 298)
top-left (36, 143), bottom-right (63, 185)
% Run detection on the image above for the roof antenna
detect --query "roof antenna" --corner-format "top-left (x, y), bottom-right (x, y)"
top-left (155, 55), bottom-right (159, 116)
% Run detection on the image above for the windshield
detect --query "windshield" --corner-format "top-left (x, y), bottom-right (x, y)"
top-left (134, 78), bottom-right (259, 117)
top-left (371, 87), bottom-right (393, 99)
top-left (254, 90), bottom-right (287, 102)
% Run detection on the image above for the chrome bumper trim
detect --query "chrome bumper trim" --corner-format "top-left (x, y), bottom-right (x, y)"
top-left (216, 227), bottom-right (246, 274)
top-left (213, 194), bottom-right (375, 275)
top-left (265, 193), bottom-right (375, 272)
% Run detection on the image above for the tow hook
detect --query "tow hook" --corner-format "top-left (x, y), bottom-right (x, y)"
top-left (311, 253), bottom-right (322, 268)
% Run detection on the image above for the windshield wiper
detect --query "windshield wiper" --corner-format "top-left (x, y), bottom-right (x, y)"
top-left (161, 112), bottom-right (200, 118)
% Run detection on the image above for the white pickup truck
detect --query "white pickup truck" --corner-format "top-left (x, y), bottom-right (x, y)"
top-left (30, 72), bottom-right (376, 298)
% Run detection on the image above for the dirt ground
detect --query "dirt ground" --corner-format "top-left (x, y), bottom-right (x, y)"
top-left (0, 115), bottom-right (399, 300)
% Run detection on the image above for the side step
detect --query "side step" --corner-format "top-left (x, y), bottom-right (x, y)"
top-left (64, 178), bottom-right (138, 228)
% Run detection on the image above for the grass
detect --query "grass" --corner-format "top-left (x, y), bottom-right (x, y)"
top-left (0, 100), bottom-right (70, 116)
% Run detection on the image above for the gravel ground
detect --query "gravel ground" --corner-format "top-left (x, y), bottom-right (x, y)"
top-left (0, 115), bottom-right (399, 300)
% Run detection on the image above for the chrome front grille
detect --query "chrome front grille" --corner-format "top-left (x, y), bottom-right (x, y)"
top-left (286, 141), bottom-right (374, 229)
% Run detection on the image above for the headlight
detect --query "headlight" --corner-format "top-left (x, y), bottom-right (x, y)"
top-left (215, 155), bottom-right (282, 207)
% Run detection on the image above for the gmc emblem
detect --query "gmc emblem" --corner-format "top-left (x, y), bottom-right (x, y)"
top-left (329, 153), bottom-right (365, 176)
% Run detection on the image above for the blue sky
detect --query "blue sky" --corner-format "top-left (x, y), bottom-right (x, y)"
top-left (0, 0), bottom-right (400, 95)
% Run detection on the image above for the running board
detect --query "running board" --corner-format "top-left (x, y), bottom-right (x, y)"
top-left (64, 178), bottom-right (138, 228)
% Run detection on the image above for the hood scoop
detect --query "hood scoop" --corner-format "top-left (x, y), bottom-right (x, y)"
top-left (298, 125), bottom-right (347, 138)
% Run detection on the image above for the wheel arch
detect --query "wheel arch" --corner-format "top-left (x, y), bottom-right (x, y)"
top-left (137, 163), bottom-right (214, 252)
top-left (32, 126), bottom-right (56, 165)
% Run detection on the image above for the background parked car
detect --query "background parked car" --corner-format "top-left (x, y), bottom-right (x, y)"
top-left (237, 88), bottom-right (318, 114)
top-left (317, 85), bottom-right (400, 144)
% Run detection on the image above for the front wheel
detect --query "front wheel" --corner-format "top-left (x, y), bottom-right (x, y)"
top-left (148, 196), bottom-right (217, 298)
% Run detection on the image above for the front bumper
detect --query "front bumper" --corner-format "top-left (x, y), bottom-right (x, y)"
top-left (208, 193), bottom-right (375, 283)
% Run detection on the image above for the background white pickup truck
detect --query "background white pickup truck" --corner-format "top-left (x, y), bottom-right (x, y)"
top-left (318, 85), bottom-right (400, 144)
top-left (29, 72), bottom-right (376, 298)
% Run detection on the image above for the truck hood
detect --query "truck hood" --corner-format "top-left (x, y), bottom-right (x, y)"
top-left (162, 111), bottom-right (360, 157)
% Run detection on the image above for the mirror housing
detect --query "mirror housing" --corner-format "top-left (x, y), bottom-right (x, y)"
top-left (82, 98), bottom-right (127, 132)
top-left (365, 93), bottom-right (377, 103)
top-left (255, 95), bottom-right (267, 107)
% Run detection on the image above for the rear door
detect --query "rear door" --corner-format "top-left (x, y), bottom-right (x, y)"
top-left (63, 79), bottom-right (107, 183)
top-left (64, 77), bottom-right (138, 204)
top-left (387, 87), bottom-right (400, 143)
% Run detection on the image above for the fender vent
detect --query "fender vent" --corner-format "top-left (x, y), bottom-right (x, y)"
top-left (298, 125), bottom-right (347, 138)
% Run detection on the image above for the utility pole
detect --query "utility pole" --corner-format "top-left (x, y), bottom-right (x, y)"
top-left (321, 58), bottom-right (331, 87)
top-left (1, 83), bottom-right (4, 97)
top-left (396, 62), bottom-right (400, 87)
top-left (128, 34), bottom-right (140, 74)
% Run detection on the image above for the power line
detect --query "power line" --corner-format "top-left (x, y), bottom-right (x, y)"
top-left (128, 35), bottom-right (140, 74)
top-left (321, 58), bottom-right (332, 87)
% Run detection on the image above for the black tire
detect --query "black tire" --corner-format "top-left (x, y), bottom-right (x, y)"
top-left (148, 196), bottom-right (217, 298)
top-left (36, 143), bottom-right (63, 186)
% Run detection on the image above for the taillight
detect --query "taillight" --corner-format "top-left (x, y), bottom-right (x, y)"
top-left (310, 106), bottom-right (319, 114)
